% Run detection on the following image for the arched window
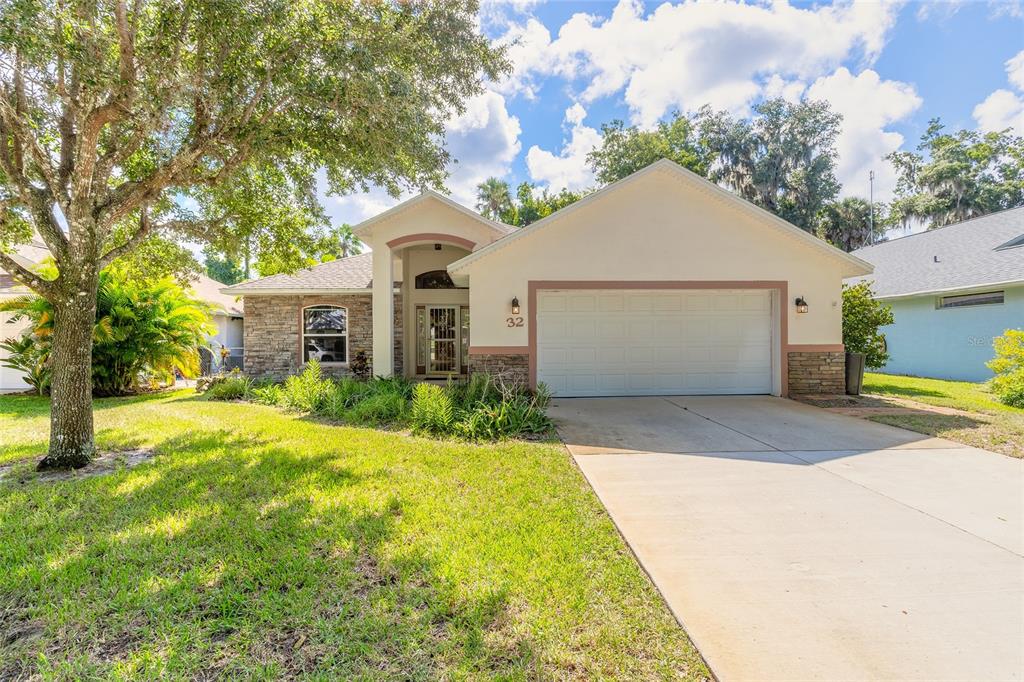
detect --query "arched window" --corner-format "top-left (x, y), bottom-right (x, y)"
top-left (415, 270), bottom-right (464, 289)
top-left (302, 305), bottom-right (347, 363)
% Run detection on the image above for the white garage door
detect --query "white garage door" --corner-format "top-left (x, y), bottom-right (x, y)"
top-left (537, 289), bottom-right (774, 397)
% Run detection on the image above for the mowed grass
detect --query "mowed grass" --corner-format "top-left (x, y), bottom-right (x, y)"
top-left (863, 373), bottom-right (1024, 457)
top-left (0, 391), bottom-right (707, 680)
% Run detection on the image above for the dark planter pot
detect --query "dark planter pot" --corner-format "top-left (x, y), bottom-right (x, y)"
top-left (845, 352), bottom-right (866, 395)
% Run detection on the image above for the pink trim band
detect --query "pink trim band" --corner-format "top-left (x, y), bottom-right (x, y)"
top-left (386, 233), bottom-right (476, 251)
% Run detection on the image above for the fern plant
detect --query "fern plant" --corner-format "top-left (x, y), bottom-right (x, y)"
top-left (410, 383), bottom-right (455, 435)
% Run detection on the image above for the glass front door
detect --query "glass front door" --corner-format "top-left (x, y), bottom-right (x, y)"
top-left (428, 306), bottom-right (459, 375)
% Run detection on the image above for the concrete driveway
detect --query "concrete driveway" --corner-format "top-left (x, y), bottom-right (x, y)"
top-left (552, 396), bottom-right (1023, 681)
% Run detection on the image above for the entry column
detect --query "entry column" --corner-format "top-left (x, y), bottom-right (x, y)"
top-left (371, 242), bottom-right (394, 377)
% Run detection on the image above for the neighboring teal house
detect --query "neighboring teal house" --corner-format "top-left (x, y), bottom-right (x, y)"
top-left (849, 207), bottom-right (1024, 382)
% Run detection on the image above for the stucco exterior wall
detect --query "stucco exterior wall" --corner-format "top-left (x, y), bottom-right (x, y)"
top-left (243, 293), bottom-right (402, 379)
top-left (367, 199), bottom-right (505, 251)
top-left (457, 169), bottom-right (848, 350)
top-left (876, 284), bottom-right (1024, 382)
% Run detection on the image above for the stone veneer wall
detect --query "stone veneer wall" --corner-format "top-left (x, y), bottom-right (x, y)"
top-left (787, 351), bottom-right (845, 395)
top-left (243, 293), bottom-right (402, 379)
top-left (467, 353), bottom-right (530, 387)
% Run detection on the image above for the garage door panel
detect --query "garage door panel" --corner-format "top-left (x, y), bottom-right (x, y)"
top-left (537, 289), bottom-right (773, 397)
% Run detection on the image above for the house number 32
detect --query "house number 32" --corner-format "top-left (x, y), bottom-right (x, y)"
top-left (506, 316), bottom-right (524, 327)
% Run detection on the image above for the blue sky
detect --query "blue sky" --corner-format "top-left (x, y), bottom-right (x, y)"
top-left (325, 0), bottom-right (1024, 230)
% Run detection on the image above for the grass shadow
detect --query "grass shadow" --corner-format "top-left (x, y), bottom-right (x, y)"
top-left (0, 427), bottom-right (535, 679)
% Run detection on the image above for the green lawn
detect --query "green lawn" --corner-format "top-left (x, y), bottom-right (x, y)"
top-left (0, 391), bottom-right (707, 680)
top-left (863, 373), bottom-right (1024, 457)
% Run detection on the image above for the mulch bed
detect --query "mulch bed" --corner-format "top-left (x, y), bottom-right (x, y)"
top-left (0, 449), bottom-right (155, 484)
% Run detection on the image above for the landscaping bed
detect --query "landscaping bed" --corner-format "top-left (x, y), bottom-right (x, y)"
top-left (0, 391), bottom-right (707, 679)
top-left (201, 361), bottom-right (555, 441)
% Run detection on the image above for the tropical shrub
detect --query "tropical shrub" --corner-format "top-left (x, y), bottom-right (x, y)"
top-left (251, 382), bottom-right (285, 406)
top-left (0, 335), bottom-right (51, 395)
top-left (280, 360), bottom-right (334, 412)
top-left (410, 383), bottom-right (455, 435)
top-left (347, 391), bottom-right (409, 426)
top-left (842, 281), bottom-right (894, 369)
top-left (204, 374), bottom-right (254, 401)
top-left (1, 267), bottom-right (214, 395)
top-left (988, 329), bottom-right (1024, 408)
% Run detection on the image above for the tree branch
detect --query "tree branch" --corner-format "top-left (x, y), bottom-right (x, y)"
top-left (97, 205), bottom-right (154, 269)
top-left (0, 249), bottom-right (56, 299)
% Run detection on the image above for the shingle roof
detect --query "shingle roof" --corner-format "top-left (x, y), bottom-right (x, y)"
top-left (221, 252), bottom-right (375, 294)
top-left (849, 207), bottom-right (1024, 298)
top-left (187, 273), bottom-right (244, 316)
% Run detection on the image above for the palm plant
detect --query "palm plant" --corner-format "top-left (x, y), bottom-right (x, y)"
top-left (475, 177), bottom-right (513, 221)
top-left (817, 198), bottom-right (886, 252)
top-left (2, 267), bottom-right (215, 396)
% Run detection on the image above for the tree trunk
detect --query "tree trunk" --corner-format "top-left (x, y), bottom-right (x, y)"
top-left (39, 277), bottom-right (98, 470)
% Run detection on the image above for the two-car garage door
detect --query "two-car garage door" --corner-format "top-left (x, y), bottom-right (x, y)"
top-left (536, 289), bottom-right (774, 397)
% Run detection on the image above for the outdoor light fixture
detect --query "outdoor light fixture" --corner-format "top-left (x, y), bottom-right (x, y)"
top-left (511, 297), bottom-right (520, 314)
top-left (795, 296), bottom-right (809, 313)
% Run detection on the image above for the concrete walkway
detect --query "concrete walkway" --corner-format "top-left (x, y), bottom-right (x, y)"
top-left (552, 396), bottom-right (1024, 681)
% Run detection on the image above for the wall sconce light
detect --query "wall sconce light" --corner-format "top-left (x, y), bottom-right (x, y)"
top-left (511, 297), bottom-right (520, 315)
top-left (795, 296), bottom-right (809, 314)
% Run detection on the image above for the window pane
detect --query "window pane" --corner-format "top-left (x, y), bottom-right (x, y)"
top-left (304, 306), bottom-right (346, 334)
top-left (939, 291), bottom-right (1004, 308)
top-left (304, 336), bottom-right (347, 363)
top-left (416, 307), bottom-right (426, 369)
top-left (415, 270), bottom-right (464, 289)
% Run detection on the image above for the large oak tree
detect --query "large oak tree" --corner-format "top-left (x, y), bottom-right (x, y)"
top-left (0, 0), bottom-right (506, 469)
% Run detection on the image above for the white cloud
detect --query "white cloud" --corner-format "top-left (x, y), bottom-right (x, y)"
top-left (444, 90), bottom-right (522, 205)
top-left (1008, 50), bottom-right (1024, 90)
top-left (502, 0), bottom-right (900, 125)
top-left (323, 90), bottom-right (521, 224)
top-left (525, 104), bottom-right (601, 191)
top-left (492, 18), bottom-right (557, 99)
top-left (973, 89), bottom-right (1024, 132)
top-left (972, 49), bottom-right (1024, 133)
top-left (805, 68), bottom-right (921, 200)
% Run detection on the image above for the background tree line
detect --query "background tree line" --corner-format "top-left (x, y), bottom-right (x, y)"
top-left (475, 99), bottom-right (1024, 252)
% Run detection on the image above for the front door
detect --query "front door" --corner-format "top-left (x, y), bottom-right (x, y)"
top-left (427, 306), bottom-right (459, 375)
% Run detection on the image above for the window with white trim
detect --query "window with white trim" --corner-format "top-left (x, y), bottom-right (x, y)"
top-left (303, 305), bottom-right (347, 363)
top-left (937, 291), bottom-right (1004, 309)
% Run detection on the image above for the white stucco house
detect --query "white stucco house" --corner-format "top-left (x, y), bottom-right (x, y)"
top-left (224, 160), bottom-right (872, 397)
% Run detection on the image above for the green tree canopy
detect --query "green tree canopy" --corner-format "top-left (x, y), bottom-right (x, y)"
top-left (586, 113), bottom-right (708, 184)
top-left (697, 98), bottom-right (842, 232)
top-left (203, 246), bottom-right (244, 285)
top-left (817, 197), bottom-right (886, 252)
top-left (0, 0), bottom-right (506, 468)
top-left (887, 120), bottom-right (1024, 229)
top-left (509, 183), bottom-right (586, 227)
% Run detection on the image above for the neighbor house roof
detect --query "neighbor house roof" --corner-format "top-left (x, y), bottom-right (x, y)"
top-left (448, 159), bottom-right (873, 278)
top-left (221, 252), bottom-right (378, 295)
top-left (849, 207), bottom-right (1024, 299)
top-left (188, 273), bottom-right (244, 316)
